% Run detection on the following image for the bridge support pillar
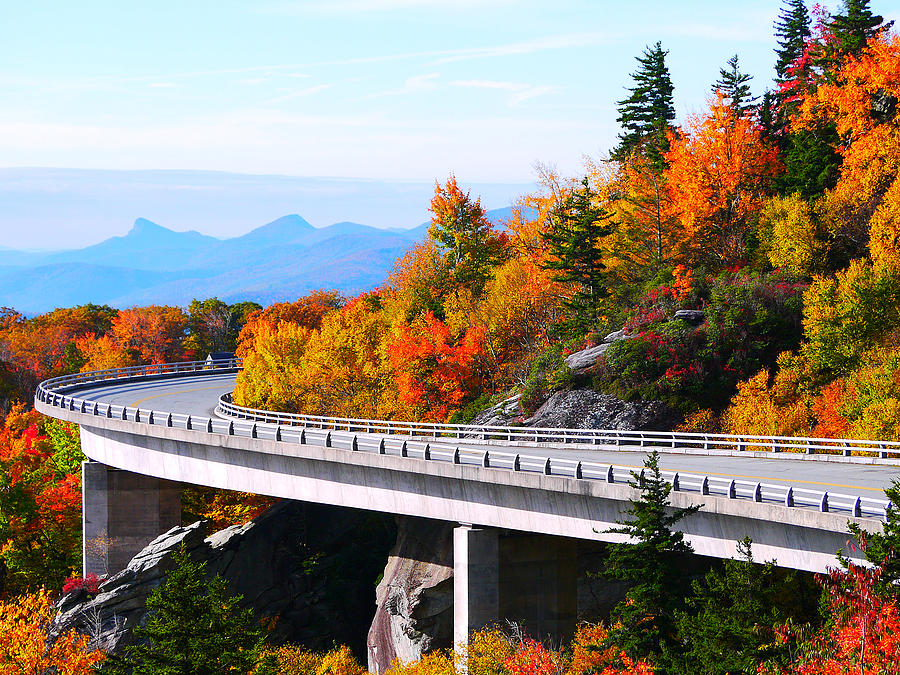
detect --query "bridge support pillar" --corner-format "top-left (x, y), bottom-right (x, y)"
top-left (454, 525), bottom-right (500, 650)
top-left (82, 460), bottom-right (181, 578)
top-left (453, 527), bottom-right (577, 650)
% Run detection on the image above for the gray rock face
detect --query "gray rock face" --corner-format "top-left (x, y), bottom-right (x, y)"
top-left (367, 517), bottom-right (454, 674)
top-left (564, 344), bottom-right (610, 371)
top-left (53, 501), bottom-right (395, 656)
top-left (525, 389), bottom-right (679, 431)
top-left (673, 309), bottom-right (705, 324)
top-left (471, 394), bottom-right (522, 427)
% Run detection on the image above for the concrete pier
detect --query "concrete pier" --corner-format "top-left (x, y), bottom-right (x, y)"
top-left (454, 525), bottom-right (500, 649)
top-left (82, 460), bottom-right (181, 576)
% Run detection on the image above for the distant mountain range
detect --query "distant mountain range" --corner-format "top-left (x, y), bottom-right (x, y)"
top-left (0, 209), bottom-right (514, 314)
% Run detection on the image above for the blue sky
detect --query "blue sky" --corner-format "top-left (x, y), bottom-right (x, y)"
top-left (0, 1), bottom-right (897, 248)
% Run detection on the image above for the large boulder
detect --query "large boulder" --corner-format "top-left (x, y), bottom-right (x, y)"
top-left (524, 389), bottom-right (679, 431)
top-left (367, 517), bottom-right (454, 673)
top-left (53, 501), bottom-right (395, 656)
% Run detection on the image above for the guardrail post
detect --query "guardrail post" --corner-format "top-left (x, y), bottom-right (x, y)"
top-left (843, 444), bottom-right (851, 457)
top-left (702, 436), bottom-right (710, 451)
top-left (820, 493), bottom-right (829, 512)
top-left (754, 483), bottom-right (762, 502)
top-left (93, 402), bottom-right (99, 416)
top-left (575, 461), bottom-right (583, 479)
top-left (513, 454), bottom-right (520, 471)
top-left (299, 428), bottom-right (306, 444)
top-left (606, 465), bottom-right (614, 483)
top-left (543, 458), bottom-right (552, 475)
top-left (275, 425), bottom-right (282, 441)
top-left (853, 496), bottom-right (862, 517)
top-left (701, 476), bottom-right (709, 495)
top-left (728, 480), bottom-right (736, 499)
top-left (378, 438), bottom-right (386, 454)
top-left (772, 441), bottom-right (779, 453)
top-left (424, 443), bottom-right (431, 460)
top-left (324, 432), bottom-right (332, 448)
top-left (785, 487), bottom-right (794, 507)
top-left (352, 435), bottom-right (359, 451)
top-left (148, 411), bottom-right (154, 425)
top-left (400, 441), bottom-right (407, 457)
top-left (68, 397), bottom-right (75, 411)
top-left (135, 408), bottom-right (141, 423)
top-left (251, 423), bottom-right (258, 438)
top-left (481, 451), bottom-right (489, 468)
top-left (207, 418), bottom-right (214, 433)
top-left (453, 448), bottom-right (461, 464)
top-left (228, 421), bottom-right (234, 435)
top-left (805, 442), bottom-right (813, 454)
top-left (672, 473), bottom-right (680, 492)
top-left (80, 400), bottom-right (86, 413)
top-left (121, 407), bottom-right (127, 420)
top-left (880, 444), bottom-right (889, 459)
top-left (186, 415), bottom-right (192, 430)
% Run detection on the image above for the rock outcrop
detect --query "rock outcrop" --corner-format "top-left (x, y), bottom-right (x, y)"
top-left (367, 517), bottom-right (454, 674)
top-left (53, 501), bottom-right (395, 656)
top-left (525, 389), bottom-right (679, 431)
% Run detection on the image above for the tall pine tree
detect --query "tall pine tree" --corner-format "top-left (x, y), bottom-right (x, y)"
top-left (604, 451), bottom-right (701, 671)
top-left (830, 0), bottom-right (890, 58)
top-left (541, 179), bottom-right (614, 336)
top-left (613, 42), bottom-right (676, 172)
top-left (774, 0), bottom-right (811, 82)
top-left (713, 54), bottom-right (757, 117)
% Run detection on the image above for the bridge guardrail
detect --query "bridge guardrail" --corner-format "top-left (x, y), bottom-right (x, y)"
top-left (35, 361), bottom-right (892, 521)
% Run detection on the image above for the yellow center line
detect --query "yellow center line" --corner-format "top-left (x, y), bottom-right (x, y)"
top-left (130, 385), bottom-right (226, 408)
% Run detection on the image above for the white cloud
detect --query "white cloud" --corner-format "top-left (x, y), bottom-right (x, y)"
top-left (451, 80), bottom-right (559, 105)
top-left (258, 83), bottom-right (335, 104)
top-left (261, 0), bottom-right (521, 13)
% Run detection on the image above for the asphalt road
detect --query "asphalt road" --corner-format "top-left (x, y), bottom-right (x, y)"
top-left (70, 373), bottom-right (900, 498)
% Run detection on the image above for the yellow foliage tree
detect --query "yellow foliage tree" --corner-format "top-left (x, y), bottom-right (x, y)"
top-left (722, 352), bottom-right (815, 438)
top-left (761, 193), bottom-right (828, 276)
top-left (0, 588), bottom-right (104, 674)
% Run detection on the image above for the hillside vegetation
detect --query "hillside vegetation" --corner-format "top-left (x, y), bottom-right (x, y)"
top-left (0, 1), bottom-right (899, 673)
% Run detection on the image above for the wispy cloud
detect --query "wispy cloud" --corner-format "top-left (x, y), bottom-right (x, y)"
top-left (367, 72), bottom-right (441, 99)
top-left (261, 0), bottom-right (521, 13)
top-left (451, 80), bottom-right (559, 105)
top-left (259, 83), bottom-right (334, 105)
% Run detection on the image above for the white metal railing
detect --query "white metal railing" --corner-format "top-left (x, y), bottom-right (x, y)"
top-left (35, 361), bottom-right (892, 521)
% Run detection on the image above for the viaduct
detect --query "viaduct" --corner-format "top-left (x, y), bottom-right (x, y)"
top-left (36, 360), bottom-right (899, 650)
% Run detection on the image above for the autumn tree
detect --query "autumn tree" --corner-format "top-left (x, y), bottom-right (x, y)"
top-left (665, 93), bottom-right (781, 265)
top-left (613, 42), bottom-right (677, 171)
top-left (235, 290), bottom-right (343, 358)
top-left (541, 179), bottom-right (614, 335)
top-left (0, 588), bottom-right (104, 673)
top-left (110, 305), bottom-right (188, 364)
top-left (829, 0), bottom-right (891, 59)
top-left (184, 297), bottom-right (261, 358)
top-left (428, 176), bottom-right (506, 295)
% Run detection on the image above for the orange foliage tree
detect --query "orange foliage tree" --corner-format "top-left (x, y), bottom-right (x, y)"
top-left (389, 312), bottom-right (485, 421)
top-left (0, 588), bottom-right (104, 674)
top-left (794, 32), bottom-right (900, 267)
top-left (665, 93), bottom-right (782, 265)
top-left (109, 305), bottom-right (188, 364)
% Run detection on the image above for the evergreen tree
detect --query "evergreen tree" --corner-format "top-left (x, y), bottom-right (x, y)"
top-left (675, 538), bottom-right (794, 675)
top-left (604, 451), bottom-right (701, 671)
top-left (713, 54), bottom-right (757, 117)
top-left (773, 0), bottom-right (811, 82)
top-left (613, 42), bottom-right (676, 172)
top-left (104, 546), bottom-right (266, 674)
top-left (541, 179), bottom-right (614, 336)
top-left (830, 0), bottom-right (890, 58)
top-left (779, 126), bottom-right (842, 198)
top-left (848, 479), bottom-right (900, 594)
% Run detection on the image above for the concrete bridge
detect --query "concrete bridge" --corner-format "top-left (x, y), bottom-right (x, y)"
top-left (36, 361), bottom-right (899, 647)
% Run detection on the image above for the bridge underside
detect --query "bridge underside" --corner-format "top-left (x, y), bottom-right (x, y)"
top-left (77, 421), bottom-right (870, 575)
